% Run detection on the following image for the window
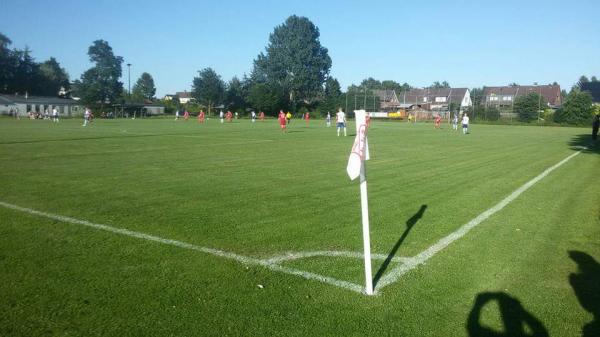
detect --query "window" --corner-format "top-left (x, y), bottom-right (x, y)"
top-left (435, 97), bottom-right (447, 102)
top-left (502, 96), bottom-right (512, 101)
top-left (26, 104), bottom-right (31, 111)
top-left (489, 96), bottom-right (498, 101)
top-left (422, 97), bottom-right (427, 103)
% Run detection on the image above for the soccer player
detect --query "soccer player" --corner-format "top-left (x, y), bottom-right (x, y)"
top-left (434, 114), bottom-right (441, 129)
top-left (183, 110), bottom-right (189, 121)
top-left (83, 107), bottom-right (91, 126)
top-left (286, 111), bottom-right (292, 125)
top-left (226, 110), bottom-right (233, 122)
top-left (175, 110), bottom-right (180, 120)
top-left (305, 112), bottom-right (310, 127)
top-left (259, 111), bottom-right (265, 121)
top-left (220, 110), bottom-right (224, 123)
top-left (198, 110), bottom-right (205, 123)
top-left (251, 110), bottom-right (256, 123)
top-left (462, 113), bottom-right (470, 134)
top-left (52, 107), bottom-right (59, 123)
top-left (278, 110), bottom-right (287, 133)
top-left (452, 113), bottom-right (458, 131)
top-left (326, 112), bottom-right (331, 127)
top-left (336, 108), bottom-right (346, 137)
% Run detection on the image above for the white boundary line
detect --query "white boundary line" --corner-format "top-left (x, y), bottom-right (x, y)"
top-left (0, 201), bottom-right (364, 294)
top-left (0, 150), bottom-right (583, 295)
top-left (374, 150), bottom-right (583, 291)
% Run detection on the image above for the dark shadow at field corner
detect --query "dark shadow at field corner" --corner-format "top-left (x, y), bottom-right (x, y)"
top-left (467, 292), bottom-right (549, 337)
top-left (569, 250), bottom-right (600, 337)
top-left (569, 134), bottom-right (600, 155)
top-left (373, 204), bottom-right (427, 287)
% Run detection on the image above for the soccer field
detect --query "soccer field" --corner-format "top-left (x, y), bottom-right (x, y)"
top-left (0, 117), bottom-right (598, 336)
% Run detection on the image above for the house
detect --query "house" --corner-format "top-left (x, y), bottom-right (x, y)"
top-left (176, 91), bottom-right (194, 104)
top-left (483, 85), bottom-right (562, 108)
top-left (580, 82), bottom-right (600, 103)
top-left (398, 88), bottom-right (472, 113)
top-left (0, 94), bottom-right (82, 117)
top-left (372, 89), bottom-right (401, 111)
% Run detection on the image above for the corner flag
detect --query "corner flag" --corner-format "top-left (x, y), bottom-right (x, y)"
top-left (347, 110), bottom-right (374, 295)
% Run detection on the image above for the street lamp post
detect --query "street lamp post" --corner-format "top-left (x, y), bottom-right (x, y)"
top-left (127, 63), bottom-right (132, 96)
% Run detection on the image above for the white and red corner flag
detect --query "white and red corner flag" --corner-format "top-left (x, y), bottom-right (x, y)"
top-left (346, 110), bottom-right (370, 180)
top-left (347, 110), bottom-right (374, 295)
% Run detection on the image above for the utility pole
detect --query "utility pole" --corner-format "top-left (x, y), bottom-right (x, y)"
top-left (127, 63), bottom-right (131, 96)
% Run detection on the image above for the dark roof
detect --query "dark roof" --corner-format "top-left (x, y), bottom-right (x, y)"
top-left (399, 88), bottom-right (468, 105)
top-left (483, 85), bottom-right (561, 105)
top-left (176, 91), bottom-right (192, 98)
top-left (0, 94), bottom-right (79, 105)
top-left (581, 82), bottom-right (600, 103)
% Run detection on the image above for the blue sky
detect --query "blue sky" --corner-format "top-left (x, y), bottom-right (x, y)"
top-left (2, 0), bottom-right (599, 97)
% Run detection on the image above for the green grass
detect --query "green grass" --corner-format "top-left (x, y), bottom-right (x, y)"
top-left (0, 117), bottom-right (598, 336)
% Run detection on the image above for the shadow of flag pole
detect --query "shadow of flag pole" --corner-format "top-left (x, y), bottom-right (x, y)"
top-left (347, 110), bottom-right (374, 295)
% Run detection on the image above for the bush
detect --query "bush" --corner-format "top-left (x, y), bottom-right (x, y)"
top-left (554, 91), bottom-right (593, 125)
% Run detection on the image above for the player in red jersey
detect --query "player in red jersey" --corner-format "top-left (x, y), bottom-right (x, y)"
top-left (259, 111), bottom-right (265, 121)
top-left (434, 114), bottom-right (441, 129)
top-left (305, 112), bottom-right (310, 127)
top-left (278, 110), bottom-right (287, 133)
top-left (226, 110), bottom-right (233, 122)
top-left (183, 110), bottom-right (190, 121)
top-left (198, 110), bottom-right (205, 123)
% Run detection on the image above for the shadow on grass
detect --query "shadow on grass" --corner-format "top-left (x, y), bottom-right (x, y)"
top-left (373, 204), bottom-right (427, 287)
top-left (0, 133), bottom-right (185, 145)
top-left (569, 250), bottom-right (600, 337)
top-left (569, 134), bottom-right (600, 155)
top-left (467, 292), bottom-right (549, 337)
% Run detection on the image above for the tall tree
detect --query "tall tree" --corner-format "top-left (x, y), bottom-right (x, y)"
top-left (225, 76), bottom-right (246, 112)
top-left (319, 77), bottom-right (342, 114)
top-left (10, 47), bottom-right (40, 95)
top-left (78, 40), bottom-right (124, 110)
top-left (246, 83), bottom-right (284, 115)
top-left (132, 72), bottom-right (156, 101)
top-left (252, 15), bottom-right (331, 110)
top-left (0, 33), bottom-right (15, 93)
top-left (431, 81), bottom-right (450, 89)
top-left (360, 77), bottom-right (382, 90)
top-left (591, 76), bottom-right (598, 83)
top-left (577, 75), bottom-right (590, 89)
top-left (192, 67), bottom-right (225, 115)
top-left (514, 92), bottom-right (544, 122)
top-left (37, 57), bottom-right (70, 96)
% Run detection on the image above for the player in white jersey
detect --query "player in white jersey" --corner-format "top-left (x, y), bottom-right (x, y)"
top-left (462, 113), bottom-right (469, 134)
top-left (83, 108), bottom-right (91, 126)
top-left (326, 112), bottom-right (331, 127)
top-left (52, 107), bottom-right (59, 123)
top-left (336, 108), bottom-right (346, 136)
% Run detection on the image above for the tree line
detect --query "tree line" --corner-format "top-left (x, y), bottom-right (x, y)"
top-left (0, 32), bottom-right (157, 111)
top-left (0, 33), bottom-right (70, 97)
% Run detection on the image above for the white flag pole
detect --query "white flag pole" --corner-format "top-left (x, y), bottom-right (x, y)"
top-left (346, 109), bottom-right (374, 295)
top-left (359, 158), bottom-right (374, 295)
